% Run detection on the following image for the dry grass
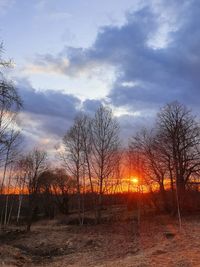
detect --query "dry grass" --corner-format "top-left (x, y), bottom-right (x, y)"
top-left (0, 209), bottom-right (200, 267)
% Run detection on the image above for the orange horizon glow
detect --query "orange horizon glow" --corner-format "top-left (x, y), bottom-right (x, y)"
top-left (1, 170), bottom-right (147, 195)
top-left (130, 176), bottom-right (139, 184)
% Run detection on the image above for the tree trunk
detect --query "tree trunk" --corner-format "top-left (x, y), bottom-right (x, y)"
top-left (17, 195), bottom-right (23, 224)
top-left (159, 183), bottom-right (169, 212)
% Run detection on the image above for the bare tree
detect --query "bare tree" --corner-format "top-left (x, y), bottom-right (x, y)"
top-left (17, 149), bottom-right (48, 231)
top-left (0, 129), bottom-right (22, 228)
top-left (79, 114), bottom-right (94, 194)
top-left (62, 115), bottom-right (85, 224)
top-left (15, 158), bottom-right (29, 224)
top-left (51, 168), bottom-right (76, 215)
top-left (157, 102), bottom-right (200, 198)
top-left (153, 102), bottom-right (200, 228)
top-left (0, 43), bottom-right (22, 204)
top-left (91, 105), bottom-right (120, 223)
top-left (0, 129), bottom-right (21, 193)
top-left (131, 129), bottom-right (170, 212)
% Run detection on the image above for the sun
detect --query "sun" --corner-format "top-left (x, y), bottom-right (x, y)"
top-left (130, 176), bottom-right (139, 184)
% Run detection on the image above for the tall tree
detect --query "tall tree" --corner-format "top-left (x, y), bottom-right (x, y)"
top-left (157, 102), bottom-right (200, 195)
top-left (18, 149), bottom-right (48, 231)
top-left (131, 129), bottom-right (170, 212)
top-left (91, 105), bottom-right (120, 222)
top-left (62, 115), bottom-right (85, 224)
top-left (0, 43), bottom-right (22, 192)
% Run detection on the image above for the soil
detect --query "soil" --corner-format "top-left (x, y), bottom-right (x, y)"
top-left (0, 208), bottom-right (200, 267)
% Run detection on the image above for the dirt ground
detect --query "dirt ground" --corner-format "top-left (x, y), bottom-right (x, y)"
top-left (0, 208), bottom-right (200, 267)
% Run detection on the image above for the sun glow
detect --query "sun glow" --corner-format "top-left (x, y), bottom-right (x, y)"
top-left (130, 176), bottom-right (139, 184)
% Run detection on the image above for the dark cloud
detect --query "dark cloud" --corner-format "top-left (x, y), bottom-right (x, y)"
top-left (118, 113), bottom-right (155, 144)
top-left (15, 79), bottom-right (107, 152)
top-left (82, 99), bottom-right (103, 115)
top-left (17, 0), bottom-right (200, 152)
top-left (15, 78), bottom-right (158, 154)
top-left (89, 2), bottom-right (200, 110)
top-left (14, 79), bottom-right (82, 154)
top-left (17, 79), bottom-right (80, 120)
top-left (34, 0), bottom-right (200, 113)
top-left (103, 1), bottom-right (200, 110)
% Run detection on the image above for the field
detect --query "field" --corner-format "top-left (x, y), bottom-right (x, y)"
top-left (0, 207), bottom-right (200, 267)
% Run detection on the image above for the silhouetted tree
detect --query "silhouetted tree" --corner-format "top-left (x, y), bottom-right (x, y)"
top-left (51, 168), bottom-right (76, 215)
top-left (91, 105), bottom-right (120, 223)
top-left (62, 115), bottom-right (85, 224)
top-left (17, 149), bottom-right (48, 231)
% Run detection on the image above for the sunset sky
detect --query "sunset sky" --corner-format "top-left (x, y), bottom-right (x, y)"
top-left (1, 0), bottom-right (200, 154)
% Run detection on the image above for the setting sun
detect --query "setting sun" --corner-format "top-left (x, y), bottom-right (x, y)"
top-left (130, 177), bottom-right (139, 184)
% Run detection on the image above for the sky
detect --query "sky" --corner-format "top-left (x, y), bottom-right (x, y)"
top-left (0, 0), bottom-right (200, 156)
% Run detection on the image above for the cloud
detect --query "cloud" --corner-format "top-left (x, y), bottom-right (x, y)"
top-left (118, 112), bottom-right (155, 143)
top-left (27, 0), bottom-right (200, 115)
top-left (18, 111), bottom-right (73, 153)
top-left (16, 79), bottom-right (80, 120)
top-left (14, 77), bottom-right (159, 158)
top-left (16, 0), bottom-right (200, 155)
top-left (15, 79), bottom-right (110, 154)
top-left (24, 55), bottom-right (70, 76)
top-left (78, 1), bottom-right (200, 113)
top-left (14, 79), bottom-right (81, 154)
top-left (23, 48), bottom-right (109, 78)
top-left (82, 99), bottom-right (103, 115)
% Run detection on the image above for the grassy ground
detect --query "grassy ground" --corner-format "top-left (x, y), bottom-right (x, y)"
top-left (0, 208), bottom-right (200, 266)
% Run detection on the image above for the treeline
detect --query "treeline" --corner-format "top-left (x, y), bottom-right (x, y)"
top-left (129, 102), bottom-right (200, 221)
top-left (0, 45), bottom-right (200, 231)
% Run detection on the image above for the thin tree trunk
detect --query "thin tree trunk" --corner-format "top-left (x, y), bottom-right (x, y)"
top-left (175, 181), bottom-right (182, 230)
top-left (17, 195), bottom-right (23, 224)
top-left (0, 146), bottom-right (10, 194)
top-left (7, 198), bottom-right (14, 225)
top-left (160, 183), bottom-right (169, 212)
top-left (97, 177), bottom-right (103, 223)
top-left (4, 195), bottom-right (9, 226)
